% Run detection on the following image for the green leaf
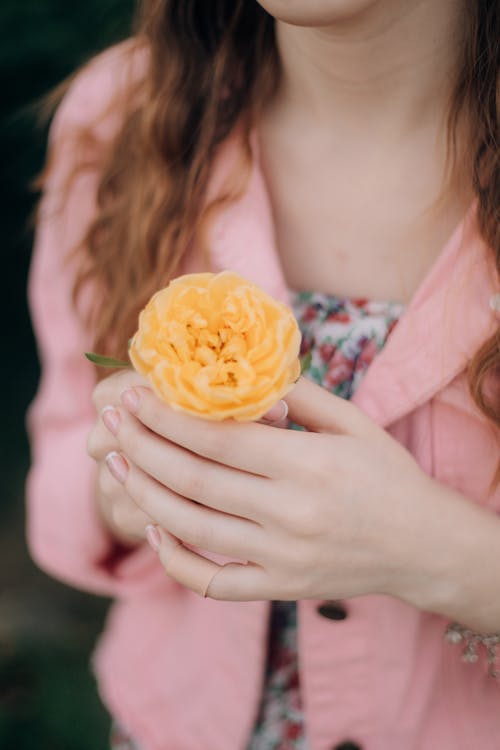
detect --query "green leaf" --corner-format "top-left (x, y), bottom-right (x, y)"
top-left (84, 352), bottom-right (130, 368)
top-left (299, 351), bottom-right (312, 374)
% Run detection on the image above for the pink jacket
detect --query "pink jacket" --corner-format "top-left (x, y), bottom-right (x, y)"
top-left (26, 45), bottom-right (500, 750)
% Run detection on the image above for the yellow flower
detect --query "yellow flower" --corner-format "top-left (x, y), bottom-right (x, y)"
top-left (129, 271), bottom-right (301, 421)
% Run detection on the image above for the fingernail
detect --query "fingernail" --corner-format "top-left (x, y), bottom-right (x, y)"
top-left (120, 388), bottom-right (140, 413)
top-left (101, 406), bottom-right (120, 435)
top-left (105, 451), bottom-right (129, 483)
top-left (261, 400), bottom-right (288, 423)
top-left (145, 524), bottom-right (161, 553)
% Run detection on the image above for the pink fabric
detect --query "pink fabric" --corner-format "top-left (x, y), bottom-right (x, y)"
top-left (26, 44), bottom-right (500, 750)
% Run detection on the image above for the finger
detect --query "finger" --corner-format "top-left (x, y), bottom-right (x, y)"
top-left (109, 452), bottom-right (265, 560)
top-left (109, 499), bottom-right (153, 544)
top-left (110, 409), bottom-right (279, 524)
top-left (97, 463), bottom-right (154, 545)
top-left (204, 559), bottom-right (272, 601)
top-left (258, 400), bottom-right (289, 426)
top-left (92, 370), bottom-right (150, 412)
top-left (119, 386), bottom-right (296, 477)
top-left (283, 376), bottom-right (387, 441)
top-left (151, 526), bottom-right (271, 601)
top-left (87, 421), bottom-right (118, 460)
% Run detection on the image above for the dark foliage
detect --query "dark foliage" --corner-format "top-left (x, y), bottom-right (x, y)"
top-left (1, 2), bottom-right (134, 748)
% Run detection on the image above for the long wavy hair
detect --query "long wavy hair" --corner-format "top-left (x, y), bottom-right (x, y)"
top-left (38, 1), bottom-right (499, 482)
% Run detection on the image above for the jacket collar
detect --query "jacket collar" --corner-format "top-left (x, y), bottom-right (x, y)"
top-left (206, 127), bottom-right (499, 428)
top-left (349, 211), bottom-right (498, 427)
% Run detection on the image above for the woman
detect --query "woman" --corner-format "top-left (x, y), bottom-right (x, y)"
top-left (27, 2), bottom-right (500, 749)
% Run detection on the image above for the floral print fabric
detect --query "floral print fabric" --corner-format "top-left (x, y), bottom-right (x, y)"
top-left (246, 291), bottom-right (405, 750)
top-left (110, 290), bottom-right (405, 750)
top-left (291, 291), bottom-right (404, 400)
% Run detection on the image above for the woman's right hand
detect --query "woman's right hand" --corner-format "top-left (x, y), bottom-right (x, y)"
top-left (87, 369), bottom-right (155, 547)
top-left (86, 367), bottom-right (289, 550)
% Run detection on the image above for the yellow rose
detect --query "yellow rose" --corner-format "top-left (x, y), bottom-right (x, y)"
top-left (129, 271), bottom-right (301, 421)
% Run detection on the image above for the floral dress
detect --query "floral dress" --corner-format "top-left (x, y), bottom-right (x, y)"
top-left (110, 290), bottom-right (405, 750)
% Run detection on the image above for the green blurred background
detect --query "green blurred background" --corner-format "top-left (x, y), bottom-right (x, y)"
top-left (1, 2), bottom-right (135, 747)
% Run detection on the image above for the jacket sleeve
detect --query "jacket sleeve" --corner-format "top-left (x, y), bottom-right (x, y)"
top-left (25, 53), bottom-right (175, 599)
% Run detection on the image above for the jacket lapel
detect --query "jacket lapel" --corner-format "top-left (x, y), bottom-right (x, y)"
top-left (206, 128), bottom-right (499, 429)
top-left (349, 212), bottom-right (498, 427)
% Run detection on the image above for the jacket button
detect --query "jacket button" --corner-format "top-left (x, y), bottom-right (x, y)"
top-left (317, 600), bottom-right (348, 620)
top-left (332, 742), bottom-right (362, 750)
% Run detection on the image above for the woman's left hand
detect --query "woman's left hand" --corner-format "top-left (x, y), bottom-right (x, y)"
top-left (102, 377), bottom-right (436, 602)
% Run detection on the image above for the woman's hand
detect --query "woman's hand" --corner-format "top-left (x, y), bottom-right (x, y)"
top-left (87, 369), bottom-right (157, 547)
top-left (99, 376), bottom-right (439, 602)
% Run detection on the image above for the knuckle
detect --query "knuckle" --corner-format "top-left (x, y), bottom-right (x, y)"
top-left (86, 427), bottom-right (99, 458)
top-left (91, 380), bottom-right (107, 410)
top-left (119, 368), bottom-right (148, 387)
top-left (286, 502), bottom-right (322, 539)
top-left (87, 425), bottom-right (113, 460)
top-left (91, 370), bottom-right (148, 411)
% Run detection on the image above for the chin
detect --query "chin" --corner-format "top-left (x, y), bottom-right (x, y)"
top-left (255, 0), bottom-right (382, 27)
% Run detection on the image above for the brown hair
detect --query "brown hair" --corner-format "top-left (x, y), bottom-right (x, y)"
top-left (39, 1), bottom-right (499, 482)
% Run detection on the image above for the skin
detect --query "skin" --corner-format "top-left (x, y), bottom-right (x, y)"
top-left (87, 0), bottom-right (500, 631)
top-left (88, 369), bottom-right (155, 547)
top-left (88, 370), bottom-right (289, 546)
top-left (255, 0), bottom-right (470, 302)
top-left (90, 379), bottom-right (500, 632)
top-left (255, 0), bottom-right (435, 28)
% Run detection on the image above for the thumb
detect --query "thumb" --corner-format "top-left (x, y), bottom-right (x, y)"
top-left (282, 376), bottom-right (383, 440)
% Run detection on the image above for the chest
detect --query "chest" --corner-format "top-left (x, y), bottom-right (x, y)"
top-left (256, 120), bottom-right (468, 305)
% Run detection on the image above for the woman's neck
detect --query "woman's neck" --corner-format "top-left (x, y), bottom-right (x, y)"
top-left (271, 0), bottom-right (465, 142)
